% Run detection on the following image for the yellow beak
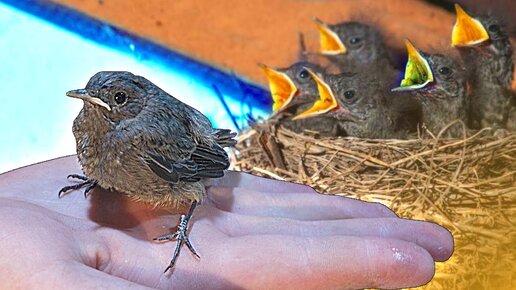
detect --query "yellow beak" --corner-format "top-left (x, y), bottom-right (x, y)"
top-left (392, 39), bottom-right (434, 91)
top-left (259, 64), bottom-right (298, 112)
top-left (292, 68), bottom-right (340, 120)
top-left (314, 18), bottom-right (347, 55)
top-left (66, 89), bottom-right (111, 111)
top-left (451, 4), bottom-right (489, 47)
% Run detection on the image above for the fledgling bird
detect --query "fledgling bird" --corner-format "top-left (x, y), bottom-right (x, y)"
top-left (451, 4), bottom-right (515, 131)
top-left (393, 40), bottom-right (468, 138)
top-left (313, 18), bottom-right (400, 85)
top-left (294, 69), bottom-right (421, 139)
top-left (59, 71), bottom-right (236, 272)
top-left (259, 62), bottom-right (341, 135)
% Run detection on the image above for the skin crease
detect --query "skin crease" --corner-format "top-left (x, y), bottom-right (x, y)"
top-left (455, 14), bottom-right (515, 130)
top-left (270, 62), bottom-right (342, 136)
top-left (315, 72), bottom-right (421, 139)
top-left (0, 156), bottom-right (454, 290)
top-left (401, 53), bottom-right (469, 138)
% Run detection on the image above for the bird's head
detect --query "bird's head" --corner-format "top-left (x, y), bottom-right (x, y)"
top-left (451, 4), bottom-right (510, 54)
top-left (314, 18), bottom-right (387, 65)
top-left (292, 70), bottom-right (363, 122)
top-left (259, 62), bottom-right (321, 113)
top-left (393, 40), bottom-right (465, 99)
top-left (426, 54), bottom-right (466, 99)
top-left (67, 71), bottom-right (149, 124)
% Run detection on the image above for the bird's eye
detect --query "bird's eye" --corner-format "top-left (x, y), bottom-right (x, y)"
top-left (488, 24), bottom-right (500, 33)
top-left (349, 37), bottom-right (361, 45)
top-left (438, 67), bottom-right (451, 75)
top-left (114, 91), bottom-right (127, 104)
top-left (344, 90), bottom-right (355, 100)
top-left (298, 69), bottom-right (309, 79)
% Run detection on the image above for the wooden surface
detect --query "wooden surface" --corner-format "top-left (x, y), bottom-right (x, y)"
top-left (54, 0), bottom-right (515, 87)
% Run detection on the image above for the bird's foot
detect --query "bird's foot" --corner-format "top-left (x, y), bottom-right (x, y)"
top-left (58, 174), bottom-right (97, 198)
top-left (154, 201), bottom-right (199, 273)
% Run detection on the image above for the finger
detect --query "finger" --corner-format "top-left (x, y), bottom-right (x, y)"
top-left (206, 171), bottom-right (315, 193)
top-left (213, 235), bottom-right (436, 289)
top-left (202, 207), bottom-right (453, 262)
top-left (207, 186), bottom-right (396, 220)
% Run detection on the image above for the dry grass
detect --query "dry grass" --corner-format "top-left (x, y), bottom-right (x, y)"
top-left (232, 120), bottom-right (516, 289)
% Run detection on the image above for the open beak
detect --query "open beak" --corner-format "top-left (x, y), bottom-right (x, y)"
top-left (66, 89), bottom-right (111, 111)
top-left (392, 39), bottom-right (434, 91)
top-left (451, 4), bottom-right (489, 47)
top-left (258, 64), bottom-right (298, 113)
top-left (313, 18), bottom-right (347, 55)
top-left (293, 68), bottom-right (343, 120)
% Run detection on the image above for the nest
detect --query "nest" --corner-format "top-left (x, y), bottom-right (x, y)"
top-left (232, 120), bottom-right (516, 289)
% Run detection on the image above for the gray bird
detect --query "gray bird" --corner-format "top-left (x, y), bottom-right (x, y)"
top-left (313, 18), bottom-right (400, 85)
top-left (452, 4), bottom-right (515, 131)
top-left (294, 70), bottom-right (421, 139)
top-left (393, 40), bottom-right (468, 138)
top-left (59, 71), bottom-right (236, 272)
top-left (259, 62), bottom-right (341, 136)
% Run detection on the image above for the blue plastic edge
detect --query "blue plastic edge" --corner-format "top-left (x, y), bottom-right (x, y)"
top-left (0, 0), bottom-right (272, 113)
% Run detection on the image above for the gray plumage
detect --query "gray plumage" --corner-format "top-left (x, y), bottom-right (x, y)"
top-left (322, 73), bottom-right (421, 139)
top-left (70, 71), bottom-right (235, 208)
top-left (321, 21), bottom-right (400, 85)
top-left (405, 53), bottom-right (469, 138)
top-left (456, 14), bottom-right (515, 130)
top-left (272, 62), bottom-right (341, 136)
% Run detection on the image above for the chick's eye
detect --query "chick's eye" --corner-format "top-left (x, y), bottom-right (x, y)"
top-left (298, 69), bottom-right (309, 79)
top-left (344, 90), bottom-right (355, 100)
top-left (488, 24), bottom-right (500, 33)
top-left (438, 67), bottom-right (451, 75)
top-left (349, 37), bottom-right (361, 45)
top-left (114, 91), bottom-right (127, 104)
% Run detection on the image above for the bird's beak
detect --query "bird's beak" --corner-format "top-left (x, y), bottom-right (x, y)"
top-left (451, 4), bottom-right (489, 47)
top-left (313, 18), bottom-right (347, 55)
top-left (293, 68), bottom-right (344, 120)
top-left (392, 39), bottom-right (434, 92)
top-left (258, 64), bottom-right (298, 113)
top-left (66, 89), bottom-right (112, 111)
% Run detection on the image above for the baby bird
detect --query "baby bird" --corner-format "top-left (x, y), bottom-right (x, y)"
top-left (294, 70), bottom-right (420, 139)
top-left (451, 4), bottom-right (515, 131)
top-left (393, 40), bottom-right (468, 138)
top-left (313, 18), bottom-right (400, 85)
top-left (59, 71), bottom-right (236, 272)
top-left (259, 62), bottom-right (340, 135)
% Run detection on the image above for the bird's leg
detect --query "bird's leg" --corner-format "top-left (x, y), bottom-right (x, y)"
top-left (154, 201), bottom-right (200, 273)
top-left (58, 174), bottom-right (97, 198)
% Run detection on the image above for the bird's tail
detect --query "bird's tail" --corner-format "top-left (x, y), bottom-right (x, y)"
top-left (213, 129), bottom-right (237, 147)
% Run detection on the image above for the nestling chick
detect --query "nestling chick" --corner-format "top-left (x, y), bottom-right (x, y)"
top-left (313, 18), bottom-right (400, 85)
top-left (59, 71), bottom-right (236, 272)
top-left (393, 40), bottom-right (468, 138)
top-left (294, 70), bottom-right (421, 139)
top-left (260, 62), bottom-right (341, 136)
top-left (451, 4), bottom-right (515, 131)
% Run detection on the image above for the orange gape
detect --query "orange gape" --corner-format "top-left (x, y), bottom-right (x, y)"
top-left (314, 18), bottom-right (347, 55)
top-left (293, 68), bottom-right (341, 120)
top-left (259, 64), bottom-right (298, 113)
top-left (451, 4), bottom-right (489, 47)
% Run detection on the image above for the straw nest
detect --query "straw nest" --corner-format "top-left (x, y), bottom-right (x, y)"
top-left (231, 120), bottom-right (516, 289)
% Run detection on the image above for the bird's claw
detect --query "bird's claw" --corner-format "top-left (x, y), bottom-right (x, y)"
top-left (59, 174), bottom-right (97, 198)
top-left (154, 202), bottom-right (200, 273)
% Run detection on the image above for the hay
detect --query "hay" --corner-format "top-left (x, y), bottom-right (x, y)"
top-left (232, 120), bottom-right (516, 289)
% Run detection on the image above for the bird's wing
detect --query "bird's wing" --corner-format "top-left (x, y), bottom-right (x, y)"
top-left (141, 118), bottom-right (231, 184)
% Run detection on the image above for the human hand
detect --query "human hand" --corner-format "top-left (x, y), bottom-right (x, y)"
top-left (0, 156), bottom-right (452, 289)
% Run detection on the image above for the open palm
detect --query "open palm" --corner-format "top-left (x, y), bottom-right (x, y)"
top-left (0, 156), bottom-right (452, 289)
